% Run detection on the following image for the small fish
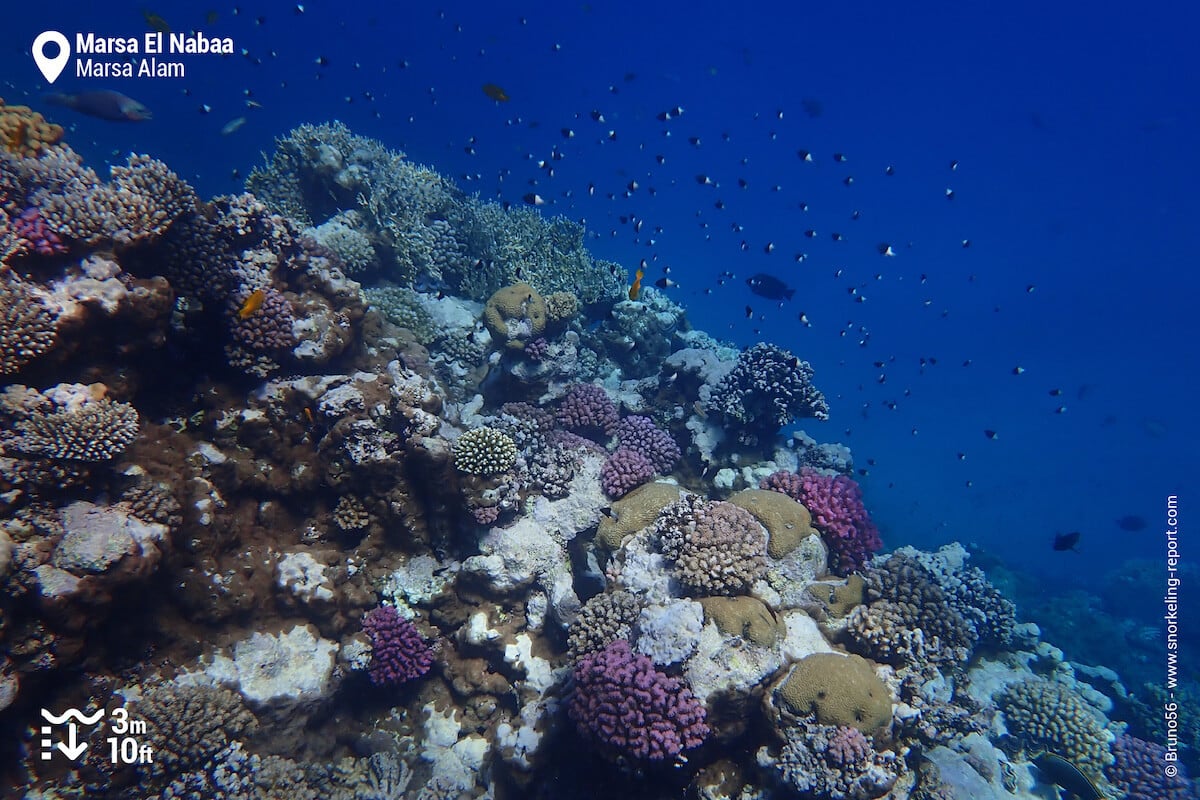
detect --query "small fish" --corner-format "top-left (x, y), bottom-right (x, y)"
top-left (1012, 366), bottom-right (1025, 375)
top-left (1049, 388), bottom-right (1063, 396)
top-left (1053, 532), bottom-right (1082, 552)
top-left (628, 268), bottom-right (644, 301)
top-left (654, 277), bottom-right (677, 289)
top-left (522, 193), bottom-right (544, 206)
top-left (984, 429), bottom-right (998, 440)
top-left (746, 273), bottom-right (795, 301)
top-left (482, 83), bottom-right (510, 102)
top-left (142, 8), bottom-right (171, 34)
top-left (46, 91), bottom-right (152, 122)
top-left (878, 243), bottom-right (896, 257)
top-left (1117, 515), bottom-right (1147, 532)
top-left (220, 116), bottom-right (247, 135)
top-left (745, 305), bottom-right (753, 319)
top-left (237, 288), bottom-right (266, 319)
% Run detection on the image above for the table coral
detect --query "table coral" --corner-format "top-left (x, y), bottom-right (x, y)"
top-left (1, 382), bottom-right (138, 462)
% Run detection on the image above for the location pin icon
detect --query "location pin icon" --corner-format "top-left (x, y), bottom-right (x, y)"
top-left (32, 31), bottom-right (70, 84)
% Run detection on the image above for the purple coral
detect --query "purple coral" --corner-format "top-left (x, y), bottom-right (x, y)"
top-left (763, 468), bottom-right (881, 575)
top-left (362, 605), bottom-right (434, 686)
top-left (231, 286), bottom-right (298, 353)
top-left (12, 208), bottom-right (67, 255)
top-left (569, 639), bottom-right (709, 762)
top-left (826, 726), bottom-right (873, 767)
top-left (601, 447), bottom-right (654, 498)
top-left (556, 383), bottom-right (619, 442)
top-left (524, 336), bottom-right (549, 362)
top-left (1107, 734), bottom-right (1194, 800)
top-left (615, 415), bottom-right (680, 473)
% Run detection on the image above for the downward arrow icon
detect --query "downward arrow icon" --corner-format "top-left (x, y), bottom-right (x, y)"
top-left (56, 723), bottom-right (87, 760)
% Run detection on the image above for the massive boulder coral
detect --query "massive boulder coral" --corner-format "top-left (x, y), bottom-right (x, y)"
top-left (482, 282), bottom-right (547, 350)
top-left (762, 468), bottom-right (881, 575)
top-left (0, 98), bottom-right (64, 157)
top-left (772, 652), bottom-right (893, 732)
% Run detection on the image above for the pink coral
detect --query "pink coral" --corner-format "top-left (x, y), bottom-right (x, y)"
top-left (231, 286), bottom-right (298, 353)
top-left (614, 415), bottom-right (680, 473)
top-left (826, 726), bottom-right (872, 766)
top-left (556, 383), bottom-right (618, 442)
top-left (11, 208), bottom-right (67, 255)
top-left (362, 605), bottom-right (434, 686)
top-left (601, 447), bottom-right (654, 498)
top-left (569, 639), bottom-right (708, 761)
top-left (762, 468), bottom-right (881, 575)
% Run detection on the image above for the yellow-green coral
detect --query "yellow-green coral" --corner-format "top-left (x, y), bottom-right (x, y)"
top-left (699, 596), bottom-right (782, 648)
top-left (596, 482), bottom-right (682, 550)
top-left (776, 653), bottom-right (892, 732)
top-left (998, 678), bottom-right (1114, 780)
top-left (482, 282), bottom-right (547, 350)
top-left (545, 291), bottom-right (579, 326)
top-left (453, 426), bottom-right (517, 475)
top-left (727, 488), bottom-right (816, 558)
top-left (0, 98), bottom-right (63, 157)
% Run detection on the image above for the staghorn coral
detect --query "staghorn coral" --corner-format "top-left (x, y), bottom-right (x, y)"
top-left (1, 383), bottom-right (139, 462)
top-left (998, 678), bottom-right (1114, 780)
top-left (707, 343), bottom-right (829, 444)
top-left (569, 638), bottom-right (709, 762)
top-left (453, 426), bottom-right (518, 475)
top-left (654, 494), bottom-right (769, 596)
top-left (0, 98), bottom-right (63, 157)
top-left (568, 589), bottom-right (642, 659)
top-left (0, 273), bottom-right (57, 374)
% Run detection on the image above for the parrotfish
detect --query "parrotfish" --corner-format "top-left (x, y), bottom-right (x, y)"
top-left (45, 91), bottom-right (152, 122)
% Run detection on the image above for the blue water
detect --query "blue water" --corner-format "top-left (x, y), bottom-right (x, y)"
top-left (4, 0), bottom-right (1195, 631)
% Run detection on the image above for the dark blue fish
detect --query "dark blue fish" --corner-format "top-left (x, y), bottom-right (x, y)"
top-left (746, 273), bottom-right (794, 301)
top-left (1053, 531), bottom-right (1081, 552)
top-left (1033, 753), bottom-right (1103, 800)
top-left (1116, 514), bottom-right (1146, 532)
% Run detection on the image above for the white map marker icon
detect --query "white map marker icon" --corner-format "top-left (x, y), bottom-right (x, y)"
top-left (33, 31), bottom-right (70, 84)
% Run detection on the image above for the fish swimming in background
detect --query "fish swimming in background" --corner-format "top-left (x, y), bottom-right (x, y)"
top-left (1116, 514), bottom-right (1146, 532)
top-left (746, 273), bottom-right (795, 301)
top-left (1032, 752), bottom-right (1103, 799)
top-left (482, 83), bottom-right (510, 102)
top-left (628, 268), bottom-right (644, 301)
top-left (237, 289), bottom-right (266, 319)
top-left (1052, 531), bottom-right (1082, 552)
top-left (45, 91), bottom-right (152, 121)
top-left (142, 8), bottom-right (171, 34)
top-left (220, 117), bottom-right (247, 136)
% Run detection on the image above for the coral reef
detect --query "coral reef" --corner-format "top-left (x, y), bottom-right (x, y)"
top-left (361, 605), bottom-right (434, 686)
top-left (454, 426), bottom-right (518, 475)
top-left (654, 495), bottom-right (769, 596)
top-left (1107, 733), bottom-right (1194, 800)
top-left (568, 639), bottom-right (709, 762)
top-left (0, 98), bottom-right (64, 157)
top-left (997, 677), bottom-right (1114, 780)
top-left (707, 343), bottom-right (829, 444)
top-left (759, 718), bottom-right (905, 800)
top-left (0, 274), bottom-right (57, 374)
top-left (763, 468), bottom-right (881, 574)
top-left (600, 447), bottom-right (655, 498)
top-left (774, 652), bottom-right (893, 731)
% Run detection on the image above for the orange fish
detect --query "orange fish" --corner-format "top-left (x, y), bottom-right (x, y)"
top-left (628, 268), bottom-right (644, 301)
top-left (482, 83), bottom-right (510, 102)
top-left (237, 288), bottom-right (266, 319)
